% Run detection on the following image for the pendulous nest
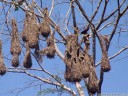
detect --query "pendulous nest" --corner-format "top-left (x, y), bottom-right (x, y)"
top-left (64, 34), bottom-right (82, 82)
top-left (39, 47), bottom-right (56, 59)
top-left (23, 43), bottom-right (32, 68)
top-left (22, 8), bottom-right (39, 49)
top-left (10, 18), bottom-right (21, 67)
top-left (80, 53), bottom-right (91, 78)
top-left (99, 35), bottom-right (111, 72)
top-left (88, 65), bottom-right (99, 94)
top-left (101, 53), bottom-right (111, 72)
top-left (64, 57), bottom-right (82, 82)
top-left (39, 33), bottom-right (56, 59)
top-left (0, 40), bottom-right (6, 75)
top-left (39, 8), bottom-right (51, 37)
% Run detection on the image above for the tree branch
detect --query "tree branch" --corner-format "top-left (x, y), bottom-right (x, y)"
top-left (75, 82), bottom-right (85, 96)
top-left (8, 69), bottom-right (76, 96)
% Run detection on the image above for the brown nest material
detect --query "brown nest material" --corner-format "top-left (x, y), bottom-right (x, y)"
top-left (99, 35), bottom-right (111, 72)
top-left (39, 33), bottom-right (56, 58)
top-left (101, 53), bottom-right (111, 72)
top-left (46, 47), bottom-right (55, 58)
top-left (11, 54), bottom-right (19, 67)
top-left (10, 18), bottom-right (21, 67)
top-left (23, 43), bottom-right (32, 68)
top-left (22, 13), bottom-right (30, 42)
top-left (64, 57), bottom-right (82, 82)
top-left (38, 46), bottom-right (55, 59)
top-left (81, 54), bottom-right (90, 78)
top-left (39, 8), bottom-right (51, 37)
top-left (88, 65), bottom-right (99, 94)
top-left (64, 34), bottom-right (82, 82)
top-left (0, 40), bottom-right (6, 75)
top-left (46, 34), bottom-right (54, 47)
top-left (65, 34), bottom-right (79, 57)
top-left (22, 10), bottom-right (38, 49)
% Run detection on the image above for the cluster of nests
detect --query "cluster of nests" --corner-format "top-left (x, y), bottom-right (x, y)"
top-left (20, 7), bottom-right (55, 68)
top-left (0, 8), bottom-right (56, 75)
top-left (64, 34), bottom-right (111, 94)
top-left (0, 4), bottom-right (111, 95)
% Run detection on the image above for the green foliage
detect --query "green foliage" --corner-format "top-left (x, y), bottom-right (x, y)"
top-left (37, 88), bottom-right (66, 96)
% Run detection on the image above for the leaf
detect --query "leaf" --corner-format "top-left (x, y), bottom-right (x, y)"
top-left (37, 87), bottom-right (66, 96)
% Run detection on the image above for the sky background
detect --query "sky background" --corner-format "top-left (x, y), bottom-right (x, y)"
top-left (0, 0), bottom-right (128, 96)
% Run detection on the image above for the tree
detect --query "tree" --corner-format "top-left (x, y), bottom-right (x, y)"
top-left (0, 0), bottom-right (128, 96)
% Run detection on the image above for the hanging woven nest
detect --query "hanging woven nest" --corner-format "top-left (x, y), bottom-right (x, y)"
top-left (46, 48), bottom-right (55, 58)
top-left (38, 33), bottom-right (56, 58)
top-left (22, 9), bottom-right (38, 49)
top-left (10, 18), bottom-right (21, 67)
top-left (64, 57), bottom-right (82, 82)
top-left (99, 35), bottom-right (111, 72)
top-left (101, 53), bottom-right (111, 72)
top-left (23, 43), bottom-right (32, 68)
top-left (10, 18), bottom-right (21, 55)
top-left (45, 47), bottom-right (56, 59)
top-left (88, 65), bottom-right (99, 94)
top-left (64, 34), bottom-right (82, 82)
top-left (39, 8), bottom-right (51, 37)
top-left (38, 46), bottom-right (55, 59)
top-left (65, 34), bottom-right (79, 58)
top-left (81, 54), bottom-right (90, 78)
top-left (0, 40), bottom-right (6, 75)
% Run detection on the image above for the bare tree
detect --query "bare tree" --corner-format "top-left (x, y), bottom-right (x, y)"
top-left (0, 0), bottom-right (128, 96)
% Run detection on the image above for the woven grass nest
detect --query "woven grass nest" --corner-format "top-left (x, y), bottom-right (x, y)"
top-left (39, 46), bottom-right (56, 59)
top-left (64, 34), bottom-right (82, 82)
top-left (64, 57), bottom-right (82, 82)
top-left (80, 53), bottom-right (91, 78)
top-left (38, 34), bottom-right (56, 58)
top-left (99, 35), bottom-right (111, 72)
top-left (65, 34), bottom-right (79, 58)
top-left (23, 43), bottom-right (32, 68)
top-left (39, 8), bottom-right (51, 37)
top-left (10, 18), bottom-right (21, 67)
top-left (88, 65), bottom-right (99, 94)
top-left (0, 40), bottom-right (6, 75)
top-left (101, 52), bottom-right (111, 72)
top-left (22, 10), bottom-right (38, 49)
